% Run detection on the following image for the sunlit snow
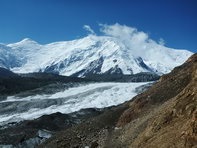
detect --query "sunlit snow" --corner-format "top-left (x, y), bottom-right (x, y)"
top-left (0, 24), bottom-right (192, 76)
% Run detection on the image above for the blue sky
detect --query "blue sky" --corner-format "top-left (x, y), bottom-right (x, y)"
top-left (0, 0), bottom-right (196, 52)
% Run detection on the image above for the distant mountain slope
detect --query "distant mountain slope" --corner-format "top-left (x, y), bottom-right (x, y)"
top-left (0, 44), bottom-right (22, 69)
top-left (0, 34), bottom-right (193, 77)
top-left (0, 72), bottom-right (89, 95)
top-left (0, 67), bottom-right (19, 78)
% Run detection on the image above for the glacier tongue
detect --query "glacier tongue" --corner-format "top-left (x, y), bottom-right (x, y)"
top-left (0, 82), bottom-right (148, 125)
top-left (0, 34), bottom-right (193, 76)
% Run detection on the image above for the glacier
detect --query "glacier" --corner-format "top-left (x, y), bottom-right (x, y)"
top-left (0, 82), bottom-right (148, 125)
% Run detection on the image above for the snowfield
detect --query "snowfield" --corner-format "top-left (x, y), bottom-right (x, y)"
top-left (0, 24), bottom-right (193, 77)
top-left (0, 82), bottom-right (148, 125)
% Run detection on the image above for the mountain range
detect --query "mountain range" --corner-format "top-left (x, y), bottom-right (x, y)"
top-left (0, 35), bottom-right (193, 77)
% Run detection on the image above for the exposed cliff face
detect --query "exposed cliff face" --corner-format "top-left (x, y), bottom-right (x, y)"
top-left (125, 54), bottom-right (197, 148)
top-left (115, 53), bottom-right (197, 148)
top-left (117, 53), bottom-right (196, 127)
top-left (130, 76), bottom-right (197, 148)
top-left (40, 54), bottom-right (197, 148)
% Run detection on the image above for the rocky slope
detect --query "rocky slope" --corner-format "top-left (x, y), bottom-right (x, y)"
top-left (0, 108), bottom-right (103, 148)
top-left (0, 67), bottom-right (19, 78)
top-left (40, 53), bottom-right (196, 148)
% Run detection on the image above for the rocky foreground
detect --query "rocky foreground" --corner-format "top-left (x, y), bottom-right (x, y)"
top-left (39, 53), bottom-right (197, 148)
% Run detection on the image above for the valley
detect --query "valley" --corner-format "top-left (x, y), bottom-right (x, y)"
top-left (0, 0), bottom-right (196, 147)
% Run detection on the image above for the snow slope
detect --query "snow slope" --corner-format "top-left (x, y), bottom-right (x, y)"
top-left (0, 82), bottom-right (147, 125)
top-left (0, 24), bottom-right (193, 76)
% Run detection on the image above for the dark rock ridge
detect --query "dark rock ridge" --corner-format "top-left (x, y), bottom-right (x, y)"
top-left (71, 57), bottom-right (104, 77)
top-left (85, 72), bottom-right (160, 82)
top-left (135, 57), bottom-right (154, 73)
top-left (0, 72), bottom-right (90, 95)
top-left (0, 67), bottom-right (19, 78)
top-left (39, 53), bottom-right (196, 147)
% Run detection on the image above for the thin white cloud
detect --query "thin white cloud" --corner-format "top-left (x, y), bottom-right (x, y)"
top-left (159, 38), bottom-right (165, 45)
top-left (99, 23), bottom-right (136, 38)
top-left (99, 23), bottom-right (152, 56)
top-left (99, 23), bottom-right (149, 43)
top-left (83, 25), bottom-right (95, 34)
top-left (81, 23), bottom-right (169, 57)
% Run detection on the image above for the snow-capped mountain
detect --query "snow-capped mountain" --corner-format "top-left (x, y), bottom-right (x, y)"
top-left (0, 31), bottom-right (193, 77)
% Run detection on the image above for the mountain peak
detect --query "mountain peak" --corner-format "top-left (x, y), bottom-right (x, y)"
top-left (20, 38), bottom-right (37, 43)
